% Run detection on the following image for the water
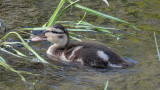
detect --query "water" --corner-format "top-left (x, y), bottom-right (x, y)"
top-left (0, 0), bottom-right (160, 90)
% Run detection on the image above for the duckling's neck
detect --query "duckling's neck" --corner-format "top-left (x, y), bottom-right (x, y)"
top-left (46, 43), bottom-right (66, 56)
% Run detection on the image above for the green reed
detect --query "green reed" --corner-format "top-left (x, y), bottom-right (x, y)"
top-left (21, 0), bottom-right (138, 41)
top-left (0, 32), bottom-right (48, 82)
top-left (0, 56), bottom-right (33, 82)
top-left (1, 32), bottom-right (48, 63)
top-left (104, 80), bottom-right (109, 90)
top-left (154, 32), bottom-right (160, 61)
top-left (0, 31), bottom-right (61, 81)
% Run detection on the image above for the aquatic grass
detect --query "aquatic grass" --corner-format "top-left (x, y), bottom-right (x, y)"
top-left (1, 32), bottom-right (60, 69)
top-left (20, 27), bottom-right (48, 31)
top-left (76, 12), bottom-right (87, 25)
top-left (45, 0), bottom-right (80, 27)
top-left (0, 56), bottom-right (33, 82)
top-left (20, 0), bottom-right (137, 41)
top-left (1, 32), bottom-right (48, 64)
top-left (46, 0), bottom-right (80, 27)
top-left (69, 34), bottom-right (82, 41)
top-left (46, 0), bottom-right (67, 27)
top-left (4, 45), bottom-right (27, 57)
top-left (67, 0), bottom-right (137, 30)
top-left (103, 0), bottom-right (109, 6)
top-left (154, 32), bottom-right (160, 61)
top-left (104, 80), bottom-right (109, 90)
top-left (0, 32), bottom-right (59, 82)
top-left (20, 20), bottom-right (119, 40)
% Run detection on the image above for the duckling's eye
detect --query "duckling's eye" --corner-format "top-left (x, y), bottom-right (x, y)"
top-left (51, 31), bottom-right (57, 33)
top-left (51, 31), bottom-right (64, 34)
top-left (58, 35), bottom-right (63, 38)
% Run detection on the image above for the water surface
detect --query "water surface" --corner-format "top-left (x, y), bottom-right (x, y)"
top-left (0, 0), bottom-right (160, 90)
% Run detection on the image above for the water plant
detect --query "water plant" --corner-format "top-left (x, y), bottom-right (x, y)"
top-left (0, 32), bottom-right (57, 81)
top-left (21, 0), bottom-right (138, 40)
top-left (1, 32), bottom-right (48, 63)
top-left (154, 32), bottom-right (160, 61)
top-left (0, 56), bottom-right (32, 82)
top-left (104, 80), bottom-right (109, 90)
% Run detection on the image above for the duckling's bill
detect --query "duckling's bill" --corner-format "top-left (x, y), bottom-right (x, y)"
top-left (31, 30), bottom-right (47, 41)
top-left (31, 36), bottom-right (47, 41)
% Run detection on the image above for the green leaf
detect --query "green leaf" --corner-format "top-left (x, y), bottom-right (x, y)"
top-left (4, 45), bottom-right (27, 57)
top-left (70, 36), bottom-right (82, 41)
top-left (0, 48), bottom-right (23, 58)
top-left (20, 27), bottom-right (48, 31)
top-left (76, 12), bottom-right (87, 25)
top-left (0, 56), bottom-right (6, 63)
top-left (1, 32), bottom-right (49, 64)
top-left (154, 32), bottom-right (160, 61)
top-left (46, 0), bottom-right (80, 27)
top-left (104, 80), bottom-right (109, 90)
top-left (55, 0), bottom-right (80, 23)
top-left (103, 0), bottom-right (109, 6)
top-left (96, 28), bottom-right (111, 33)
top-left (47, 0), bottom-right (67, 27)
top-left (68, 29), bottom-right (94, 32)
top-left (0, 56), bottom-right (27, 82)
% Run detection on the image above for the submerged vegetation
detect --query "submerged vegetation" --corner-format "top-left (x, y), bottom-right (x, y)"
top-left (0, 0), bottom-right (138, 81)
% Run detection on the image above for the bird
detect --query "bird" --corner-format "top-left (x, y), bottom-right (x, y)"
top-left (31, 24), bottom-right (135, 68)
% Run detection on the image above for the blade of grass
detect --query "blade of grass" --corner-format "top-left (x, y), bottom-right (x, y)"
top-left (68, 29), bottom-right (94, 32)
top-left (20, 27), bottom-right (48, 31)
top-left (0, 56), bottom-right (27, 82)
top-left (68, 0), bottom-right (138, 30)
top-left (1, 32), bottom-right (59, 69)
top-left (70, 35), bottom-right (82, 41)
top-left (19, 30), bottom-right (32, 35)
top-left (0, 48), bottom-right (23, 58)
top-left (1, 45), bottom-right (59, 69)
top-left (47, 0), bottom-right (80, 27)
top-left (103, 0), bottom-right (109, 6)
top-left (76, 12), bottom-right (87, 25)
top-left (74, 25), bottom-right (93, 29)
top-left (104, 80), bottom-right (109, 90)
top-left (1, 32), bottom-right (48, 63)
top-left (58, 21), bottom-right (117, 30)
top-left (0, 56), bottom-right (6, 63)
top-left (154, 32), bottom-right (160, 61)
top-left (4, 45), bottom-right (27, 57)
top-left (56, 20), bottom-right (93, 26)
top-left (47, 0), bottom-right (67, 27)
top-left (95, 28), bottom-right (111, 33)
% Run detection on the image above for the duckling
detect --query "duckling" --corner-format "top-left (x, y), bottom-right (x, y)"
top-left (31, 24), bottom-right (135, 68)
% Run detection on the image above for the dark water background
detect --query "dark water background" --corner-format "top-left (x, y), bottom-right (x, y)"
top-left (0, 0), bottom-right (160, 90)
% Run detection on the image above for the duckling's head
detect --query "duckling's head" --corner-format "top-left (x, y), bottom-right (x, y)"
top-left (32, 24), bottom-right (69, 48)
